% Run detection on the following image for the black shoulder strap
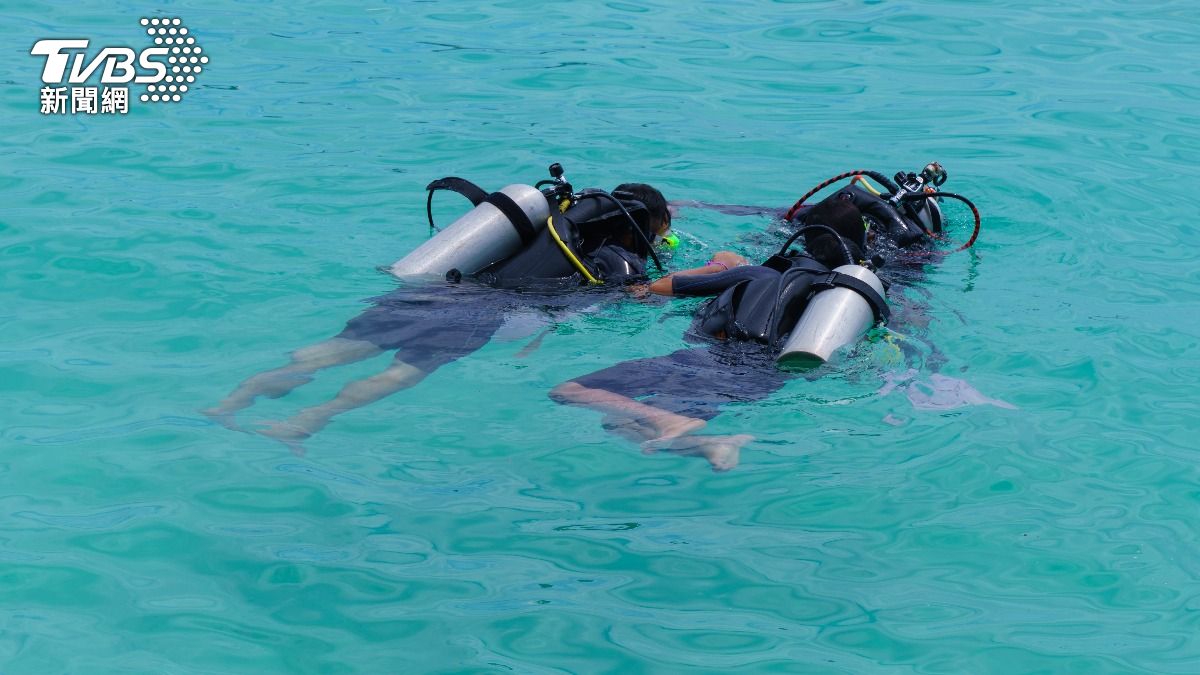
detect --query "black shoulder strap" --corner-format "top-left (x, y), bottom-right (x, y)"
top-left (814, 271), bottom-right (890, 323)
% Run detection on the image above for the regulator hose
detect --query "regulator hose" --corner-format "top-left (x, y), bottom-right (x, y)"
top-left (783, 170), bottom-right (901, 222)
top-left (898, 191), bottom-right (981, 253)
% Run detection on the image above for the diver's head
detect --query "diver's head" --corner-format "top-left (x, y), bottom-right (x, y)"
top-left (802, 195), bottom-right (866, 267)
top-left (613, 182), bottom-right (670, 256)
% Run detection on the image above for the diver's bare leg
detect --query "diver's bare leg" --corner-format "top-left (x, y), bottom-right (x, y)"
top-left (203, 338), bottom-right (382, 427)
top-left (260, 359), bottom-right (428, 443)
top-left (550, 382), bottom-right (706, 441)
top-left (551, 383), bottom-right (752, 471)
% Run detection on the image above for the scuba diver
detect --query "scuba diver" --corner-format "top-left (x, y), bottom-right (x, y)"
top-left (203, 164), bottom-right (673, 451)
top-left (551, 163), bottom-right (988, 471)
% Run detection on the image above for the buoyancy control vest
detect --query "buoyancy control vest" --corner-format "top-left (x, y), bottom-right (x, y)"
top-left (694, 253), bottom-right (889, 365)
top-left (798, 186), bottom-right (938, 249)
top-left (475, 190), bottom-right (654, 286)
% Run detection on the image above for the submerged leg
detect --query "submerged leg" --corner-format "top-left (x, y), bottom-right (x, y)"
top-left (260, 358), bottom-right (429, 445)
top-left (550, 381), bottom-right (706, 442)
top-left (551, 382), bottom-right (753, 472)
top-left (203, 338), bottom-right (383, 428)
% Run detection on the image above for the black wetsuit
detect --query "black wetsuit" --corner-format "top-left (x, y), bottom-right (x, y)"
top-left (338, 243), bottom-right (645, 374)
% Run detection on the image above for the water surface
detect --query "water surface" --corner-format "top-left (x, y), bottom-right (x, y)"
top-left (2, 0), bottom-right (1199, 672)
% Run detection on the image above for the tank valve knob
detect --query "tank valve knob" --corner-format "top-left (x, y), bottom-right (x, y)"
top-left (548, 163), bottom-right (564, 179)
top-left (922, 162), bottom-right (947, 186)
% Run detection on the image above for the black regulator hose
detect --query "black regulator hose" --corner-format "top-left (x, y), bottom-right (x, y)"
top-left (783, 170), bottom-right (900, 221)
top-left (898, 191), bottom-right (981, 253)
top-left (776, 224), bottom-right (856, 268)
top-left (574, 191), bottom-right (664, 272)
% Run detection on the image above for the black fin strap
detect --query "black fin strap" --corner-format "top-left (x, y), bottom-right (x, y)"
top-left (425, 177), bottom-right (488, 206)
top-left (813, 272), bottom-right (890, 323)
top-left (485, 191), bottom-right (537, 244)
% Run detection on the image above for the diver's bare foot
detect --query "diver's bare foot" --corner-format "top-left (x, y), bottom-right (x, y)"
top-left (700, 435), bottom-right (751, 472)
top-left (258, 421), bottom-right (310, 456)
top-left (202, 406), bottom-right (246, 433)
top-left (644, 434), bottom-right (752, 472)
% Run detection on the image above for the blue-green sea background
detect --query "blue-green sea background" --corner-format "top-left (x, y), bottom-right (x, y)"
top-left (3, 0), bottom-right (1199, 672)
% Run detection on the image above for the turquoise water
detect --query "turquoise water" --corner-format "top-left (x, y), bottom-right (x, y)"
top-left (3, 0), bottom-right (1199, 671)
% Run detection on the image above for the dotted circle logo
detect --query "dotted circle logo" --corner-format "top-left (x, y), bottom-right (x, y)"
top-left (138, 17), bottom-right (206, 103)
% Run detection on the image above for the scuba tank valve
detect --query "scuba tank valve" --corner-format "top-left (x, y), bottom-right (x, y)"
top-left (887, 161), bottom-right (947, 207)
top-left (886, 161), bottom-right (947, 235)
top-left (537, 163), bottom-right (575, 212)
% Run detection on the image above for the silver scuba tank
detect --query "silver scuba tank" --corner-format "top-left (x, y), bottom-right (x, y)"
top-left (915, 196), bottom-right (943, 234)
top-left (389, 184), bottom-right (552, 278)
top-left (777, 264), bottom-right (886, 367)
